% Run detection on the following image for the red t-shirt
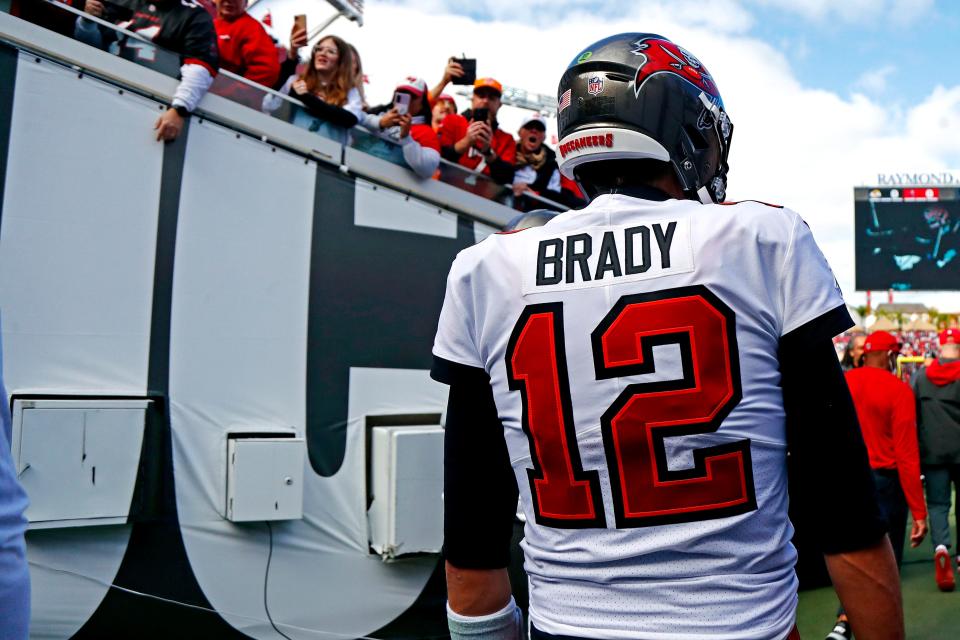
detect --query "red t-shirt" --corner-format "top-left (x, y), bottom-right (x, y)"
top-left (845, 366), bottom-right (927, 520)
top-left (438, 113), bottom-right (516, 175)
top-left (410, 122), bottom-right (440, 152)
top-left (214, 13), bottom-right (280, 88)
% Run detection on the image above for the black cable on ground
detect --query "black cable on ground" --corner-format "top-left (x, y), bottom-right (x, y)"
top-left (265, 521), bottom-right (295, 640)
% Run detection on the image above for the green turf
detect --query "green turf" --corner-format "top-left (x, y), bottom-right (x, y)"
top-left (796, 494), bottom-right (959, 639)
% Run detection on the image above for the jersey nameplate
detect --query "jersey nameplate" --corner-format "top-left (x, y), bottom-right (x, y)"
top-left (521, 219), bottom-right (694, 294)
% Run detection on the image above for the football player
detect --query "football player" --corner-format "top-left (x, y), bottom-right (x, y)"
top-left (433, 33), bottom-right (902, 640)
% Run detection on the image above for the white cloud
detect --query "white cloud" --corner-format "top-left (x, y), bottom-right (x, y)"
top-left (854, 65), bottom-right (896, 94)
top-left (256, 0), bottom-right (960, 308)
top-left (369, 0), bottom-right (755, 34)
top-left (746, 0), bottom-right (935, 23)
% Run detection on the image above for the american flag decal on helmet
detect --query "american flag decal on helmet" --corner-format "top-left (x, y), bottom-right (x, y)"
top-left (558, 89), bottom-right (572, 113)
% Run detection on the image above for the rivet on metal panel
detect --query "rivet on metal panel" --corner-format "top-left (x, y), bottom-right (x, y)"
top-left (284, 477), bottom-right (293, 486)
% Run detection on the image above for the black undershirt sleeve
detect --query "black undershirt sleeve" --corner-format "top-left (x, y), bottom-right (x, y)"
top-left (781, 305), bottom-right (887, 555)
top-left (437, 357), bottom-right (519, 569)
top-left (296, 93), bottom-right (359, 129)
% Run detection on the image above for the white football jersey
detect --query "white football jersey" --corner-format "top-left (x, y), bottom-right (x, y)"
top-left (433, 193), bottom-right (847, 640)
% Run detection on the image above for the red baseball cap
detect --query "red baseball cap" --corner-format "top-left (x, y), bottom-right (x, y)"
top-left (939, 328), bottom-right (960, 345)
top-left (395, 76), bottom-right (428, 97)
top-left (863, 330), bottom-right (901, 354)
top-left (436, 93), bottom-right (457, 109)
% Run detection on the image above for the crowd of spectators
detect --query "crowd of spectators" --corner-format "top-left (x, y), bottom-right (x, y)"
top-left (837, 329), bottom-right (943, 370)
top-left (14, 0), bottom-right (587, 208)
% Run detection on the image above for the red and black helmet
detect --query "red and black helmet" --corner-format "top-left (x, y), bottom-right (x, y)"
top-left (557, 33), bottom-right (733, 203)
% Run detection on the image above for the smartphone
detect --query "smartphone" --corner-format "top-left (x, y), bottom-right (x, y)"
top-left (393, 92), bottom-right (411, 116)
top-left (452, 57), bottom-right (477, 86)
top-left (472, 107), bottom-right (489, 124)
top-left (293, 14), bottom-right (307, 34)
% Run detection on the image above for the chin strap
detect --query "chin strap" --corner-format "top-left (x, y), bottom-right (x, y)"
top-left (696, 186), bottom-right (714, 204)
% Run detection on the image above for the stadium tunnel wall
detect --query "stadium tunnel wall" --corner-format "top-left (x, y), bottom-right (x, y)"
top-left (0, 12), bottom-right (513, 639)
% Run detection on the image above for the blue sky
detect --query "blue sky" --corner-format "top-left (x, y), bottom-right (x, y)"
top-left (750, 3), bottom-right (960, 104)
top-left (367, 0), bottom-right (959, 105)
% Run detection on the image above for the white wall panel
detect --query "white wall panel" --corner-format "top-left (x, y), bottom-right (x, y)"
top-left (0, 55), bottom-right (161, 396)
top-left (355, 178), bottom-right (458, 238)
top-left (168, 119), bottom-right (437, 639)
top-left (0, 53), bottom-right (163, 638)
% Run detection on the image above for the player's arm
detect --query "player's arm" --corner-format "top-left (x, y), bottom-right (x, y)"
top-left (433, 360), bottom-right (522, 640)
top-left (781, 308), bottom-right (903, 640)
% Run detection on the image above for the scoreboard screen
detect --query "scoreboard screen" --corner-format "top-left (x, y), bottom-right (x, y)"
top-left (854, 186), bottom-right (960, 291)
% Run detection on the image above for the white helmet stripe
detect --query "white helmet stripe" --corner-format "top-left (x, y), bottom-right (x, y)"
top-left (557, 128), bottom-right (670, 179)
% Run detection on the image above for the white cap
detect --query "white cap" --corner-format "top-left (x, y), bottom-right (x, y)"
top-left (519, 113), bottom-right (547, 131)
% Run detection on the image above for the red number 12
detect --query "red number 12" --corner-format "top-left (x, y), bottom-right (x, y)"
top-left (506, 286), bottom-right (756, 529)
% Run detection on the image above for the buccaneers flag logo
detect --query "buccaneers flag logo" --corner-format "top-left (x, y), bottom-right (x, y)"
top-left (630, 38), bottom-right (719, 100)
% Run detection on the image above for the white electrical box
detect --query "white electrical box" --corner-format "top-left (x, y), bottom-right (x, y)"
top-left (11, 399), bottom-right (150, 529)
top-left (226, 437), bottom-right (305, 522)
top-left (368, 426), bottom-right (444, 559)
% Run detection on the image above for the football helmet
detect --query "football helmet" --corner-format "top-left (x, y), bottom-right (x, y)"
top-left (557, 33), bottom-right (733, 203)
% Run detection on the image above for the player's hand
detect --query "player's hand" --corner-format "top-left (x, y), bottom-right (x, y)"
top-left (84, 0), bottom-right (105, 17)
top-left (443, 58), bottom-right (464, 83)
top-left (288, 26), bottom-right (308, 58)
top-left (291, 79), bottom-right (309, 96)
top-left (397, 114), bottom-right (412, 139)
top-left (154, 108), bottom-right (184, 142)
top-left (910, 519), bottom-right (927, 547)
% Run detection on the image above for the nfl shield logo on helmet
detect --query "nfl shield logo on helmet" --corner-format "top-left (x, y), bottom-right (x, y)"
top-left (587, 76), bottom-right (604, 96)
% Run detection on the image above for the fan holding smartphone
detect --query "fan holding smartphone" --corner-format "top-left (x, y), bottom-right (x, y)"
top-left (357, 77), bottom-right (441, 179)
top-left (436, 76), bottom-right (517, 186)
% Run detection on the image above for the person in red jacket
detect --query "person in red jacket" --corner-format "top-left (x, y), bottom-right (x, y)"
top-left (213, 0), bottom-right (279, 88)
top-left (826, 330), bottom-right (928, 639)
top-left (438, 77), bottom-right (516, 185)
